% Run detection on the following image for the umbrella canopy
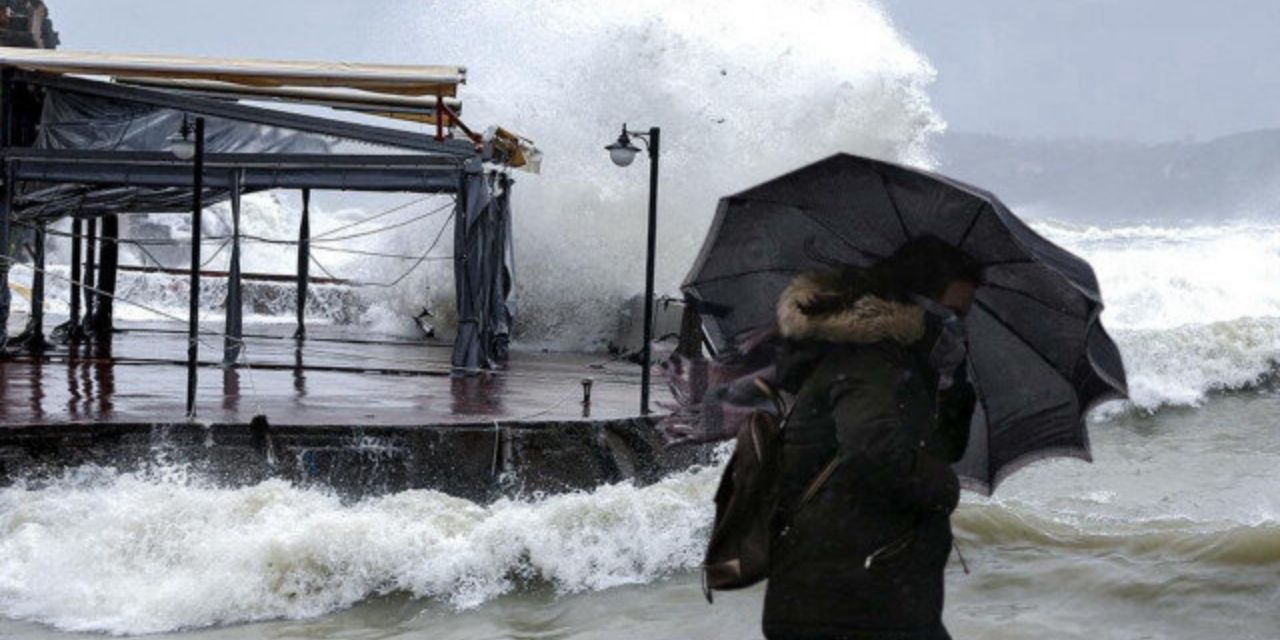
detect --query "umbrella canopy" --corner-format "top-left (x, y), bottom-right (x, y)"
top-left (682, 153), bottom-right (1128, 493)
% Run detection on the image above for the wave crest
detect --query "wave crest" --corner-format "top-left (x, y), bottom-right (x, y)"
top-left (955, 502), bottom-right (1280, 566)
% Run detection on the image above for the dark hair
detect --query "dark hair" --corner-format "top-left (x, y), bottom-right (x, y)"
top-left (870, 235), bottom-right (981, 299)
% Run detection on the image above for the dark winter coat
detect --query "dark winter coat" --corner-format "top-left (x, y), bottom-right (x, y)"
top-left (762, 272), bottom-right (975, 640)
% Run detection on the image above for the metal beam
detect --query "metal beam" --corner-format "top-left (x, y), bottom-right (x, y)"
top-left (3, 148), bottom-right (466, 167)
top-left (8, 153), bottom-right (462, 196)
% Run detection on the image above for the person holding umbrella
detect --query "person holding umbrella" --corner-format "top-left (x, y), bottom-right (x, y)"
top-left (762, 236), bottom-right (980, 639)
top-left (661, 154), bottom-right (1127, 639)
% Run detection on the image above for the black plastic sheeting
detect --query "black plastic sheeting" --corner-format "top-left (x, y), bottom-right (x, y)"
top-left (36, 87), bottom-right (338, 155)
top-left (681, 153), bottom-right (1129, 493)
top-left (451, 161), bottom-right (516, 371)
top-left (12, 85), bottom-right (466, 222)
top-left (12, 86), bottom-right (334, 221)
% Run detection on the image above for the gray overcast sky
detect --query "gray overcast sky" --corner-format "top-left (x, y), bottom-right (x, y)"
top-left (46, 0), bottom-right (1280, 143)
top-left (885, 0), bottom-right (1280, 141)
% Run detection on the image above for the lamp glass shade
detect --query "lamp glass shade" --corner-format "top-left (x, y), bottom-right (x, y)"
top-left (605, 138), bottom-right (640, 167)
top-left (169, 136), bottom-right (196, 160)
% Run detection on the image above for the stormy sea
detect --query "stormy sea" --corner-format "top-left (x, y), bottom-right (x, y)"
top-left (3, 1), bottom-right (1279, 638)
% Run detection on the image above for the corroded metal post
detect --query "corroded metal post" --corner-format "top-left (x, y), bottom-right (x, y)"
top-left (0, 160), bottom-right (11, 351)
top-left (295, 188), bottom-right (310, 341)
top-left (82, 215), bottom-right (96, 329)
top-left (185, 116), bottom-right (205, 418)
top-left (223, 169), bottom-right (242, 365)
top-left (67, 217), bottom-right (81, 337)
top-left (14, 221), bottom-right (48, 350)
top-left (91, 213), bottom-right (118, 338)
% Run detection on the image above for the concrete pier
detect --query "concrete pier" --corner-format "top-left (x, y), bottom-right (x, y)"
top-left (0, 320), bottom-right (709, 499)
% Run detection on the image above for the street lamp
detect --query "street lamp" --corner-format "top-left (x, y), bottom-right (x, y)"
top-left (173, 115), bottom-right (206, 418)
top-left (604, 124), bottom-right (660, 415)
top-left (605, 128), bottom-right (641, 167)
top-left (168, 116), bottom-right (197, 161)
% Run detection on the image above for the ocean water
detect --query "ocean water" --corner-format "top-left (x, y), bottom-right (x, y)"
top-left (4, 0), bottom-right (1280, 638)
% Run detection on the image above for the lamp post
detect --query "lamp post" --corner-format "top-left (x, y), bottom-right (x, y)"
top-left (171, 115), bottom-right (205, 417)
top-left (605, 124), bottom-right (660, 415)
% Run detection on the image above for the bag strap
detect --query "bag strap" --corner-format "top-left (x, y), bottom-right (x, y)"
top-left (761, 373), bottom-right (840, 512)
top-left (753, 376), bottom-right (793, 425)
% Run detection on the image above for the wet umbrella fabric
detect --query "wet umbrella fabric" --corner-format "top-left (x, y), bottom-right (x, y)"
top-left (680, 153), bottom-right (1128, 493)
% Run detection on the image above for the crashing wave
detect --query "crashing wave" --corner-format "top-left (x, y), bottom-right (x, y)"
top-left (0, 462), bottom-right (719, 635)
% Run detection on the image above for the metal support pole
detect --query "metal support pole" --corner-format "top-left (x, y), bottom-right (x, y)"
top-left (223, 169), bottom-right (243, 366)
top-left (295, 188), bottom-right (310, 341)
top-left (434, 92), bottom-right (444, 141)
top-left (0, 160), bottom-right (11, 350)
top-left (91, 214), bottom-right (119, 338)
top-left (185, 117), bottom-right (205, 418)
top-left (66, 216), bottom-right (82, 341)
top-left (0, 70), bottom-right (11, 351)
top-left (640, 126), bottom-right (660, 415)
top-left (17, 221), bottom-right (47, 350)
top-left (82, 216), bottom-right (97, 329)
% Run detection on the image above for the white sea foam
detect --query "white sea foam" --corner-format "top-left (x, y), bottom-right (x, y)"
top-left (1032, 220), bottom-right (1280, 411)
top-left (0, 463), bottom-right (720, 635)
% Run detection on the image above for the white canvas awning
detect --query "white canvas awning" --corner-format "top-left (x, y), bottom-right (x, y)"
top-left (0, 46), bottom-right (465, 96)
top-left (116, 77), bottom-right (463, 124)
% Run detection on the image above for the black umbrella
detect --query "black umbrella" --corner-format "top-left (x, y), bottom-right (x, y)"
top-left (681, 153), bottom-right (1128, 493)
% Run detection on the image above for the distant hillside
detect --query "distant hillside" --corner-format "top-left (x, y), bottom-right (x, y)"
top-left (933, 131), bottom-right (1280, 222)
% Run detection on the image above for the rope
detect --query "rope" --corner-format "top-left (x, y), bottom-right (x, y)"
top-left (305, 212), bottom-right (455, 289)
top-left (312, 195), bottom-right (433, 239)
top-left (29, 223), bottom-right (224, 246)
top-left (200, 239), bottom-right (232, 269)
top-left (308, 254), bottom-right (341, 282)
top-left (308, 200), bottom-right (454, 244)
top-left (2, 255), bottom-right (239, 348)
top-left (311, 245), bottom-right (443, 261)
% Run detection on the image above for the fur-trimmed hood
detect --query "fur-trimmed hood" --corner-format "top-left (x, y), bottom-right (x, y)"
top-left (776, 271), bottom-right (925, 346)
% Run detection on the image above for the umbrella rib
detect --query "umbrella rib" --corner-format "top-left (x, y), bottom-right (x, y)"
top-left (973, 298), bottom-right (1071, 380)
top-left (793, 207), bottom-right (888, 261)
top-left (981, 283), bottom-right (1087, 320)
top-left (979, 258), bottom-right (1035, 268)
top-left (957, 201), bottom-right (985, 248)
top-left (878, 172), bottom-right (913, 241)
top-left (685, 266), bottom-right (804, 288)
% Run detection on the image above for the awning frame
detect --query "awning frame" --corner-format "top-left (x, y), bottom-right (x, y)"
top-left (0, 46), bottom-right (465, 97)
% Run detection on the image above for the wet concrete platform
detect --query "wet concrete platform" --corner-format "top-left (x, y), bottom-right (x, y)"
top-left (2, 321), bottom-right (657, 426)
top-left (0, 320), bottom-right (708, 498)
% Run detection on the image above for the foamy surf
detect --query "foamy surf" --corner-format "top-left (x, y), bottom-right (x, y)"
top-left (3, 404), bottom-right (1277, 637)
top-left (1032, 219), bottom-right (1280, 411)
top-left (0, 462), bottom-right (721, 635)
